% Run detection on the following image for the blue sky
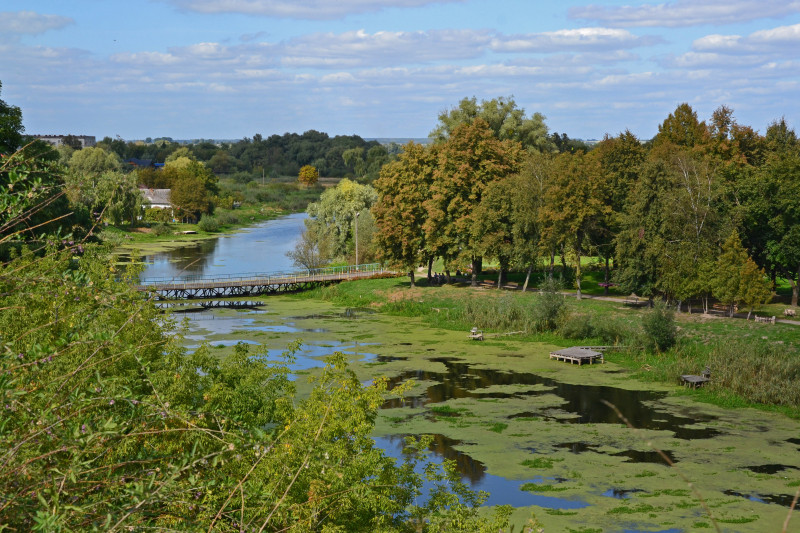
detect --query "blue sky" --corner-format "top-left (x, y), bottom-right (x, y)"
top-left (2, 0), bottom-right (799, 141)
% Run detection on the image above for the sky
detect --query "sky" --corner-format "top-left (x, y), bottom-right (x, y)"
top-left (1, 0), bottom-right (799, 142)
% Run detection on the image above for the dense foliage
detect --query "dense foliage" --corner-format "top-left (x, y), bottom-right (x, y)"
top-left (98, 130), bottom-right (390, 183)
top-left (373, 100), bottom-right (794, 310)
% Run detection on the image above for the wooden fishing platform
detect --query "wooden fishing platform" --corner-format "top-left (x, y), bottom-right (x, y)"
top-left (680, 366), bottom-right (711, 388)
top-left (550, 347), bottom-right (604, 365)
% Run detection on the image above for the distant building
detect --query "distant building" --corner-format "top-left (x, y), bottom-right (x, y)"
top-left (125, 158), bottom-right (154, 168)
top-left (139, 188), bottom-right (172, 210)
top-left (31, 135), bottom-right (96, 148)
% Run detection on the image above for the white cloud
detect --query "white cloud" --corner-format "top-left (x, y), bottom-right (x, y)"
top-left (491, 27), bottom-right (661, 52)
top-left (281, 29), bottom-right (491, 68)
top-left (0, 10), bottom-right (74, 35)
top-left (111, 51), bottom-right (181, 66)
top-left (570, 0), bottom-right (800, 28)
top-left (162, 0), bottom-right (462, 20)
top-left (692, 23), bottom-right (800, 54)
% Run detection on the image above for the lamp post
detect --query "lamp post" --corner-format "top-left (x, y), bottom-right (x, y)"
top-left (354, 211), bottom-right (360, 269)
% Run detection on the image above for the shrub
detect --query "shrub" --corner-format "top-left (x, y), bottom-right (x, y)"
top-left (642, 301), bottom-right (677, 353)
top-left (532, 276), bottom-right (566, 332)
top-left (197, 214), bottom-right (220, 232)
top-left (152, 222), bottom-right (172, 236)
top-left (216, 211), bottom-right (239, 226)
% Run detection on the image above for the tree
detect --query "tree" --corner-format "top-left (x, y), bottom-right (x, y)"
top-left (1, 143), bottom-right (78, 248)
top-left (424, 119), bottom-right (522, 286)
top-left (298, 164), bottom-right (319, 187)
top-left (739, 256), bottom-right (773, 319)
top-left (472, 177), bottom-right (515, 288)
top-left (286, 224), bottom-right (329, 269)
top-left (306, 178), bottom-right (377, 259)
top-left (96, 171), bottom-right (142, 225)
top-left (508, 155), bottom-right (548, 291)
top-left (713, 230), bottom-right (755, 316)
top-left (430, 96), bottom-right (554, 152)
top-left (541, 151), bottom-right (609, 299)
top-left (158, 160), bottom-right (218, 221)
top-left (67, 146), bottom-right (122, 177)
top-left (0, 81), bottom-right (24, 155)
top-left (653, 103), bottom-right (707, 148)
top-left (372, 142), bottom-right (436, 286)
top-left (592, 130), bottom-right (645, 293)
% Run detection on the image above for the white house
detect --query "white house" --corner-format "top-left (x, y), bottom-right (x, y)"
top-left (139, 188), bottom-right (172, 209)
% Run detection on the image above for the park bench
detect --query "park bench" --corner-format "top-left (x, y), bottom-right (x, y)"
top-left (468, 327), bottom-right (484, 341)
top-left (680, 366), bottom-right (711, 388)
top-left (754, 315), bottom-right (776, 324)
top-left (784, 308), bottom-right (797, 318)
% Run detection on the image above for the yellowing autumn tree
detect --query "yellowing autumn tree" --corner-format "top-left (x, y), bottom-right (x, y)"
top-left (298, 164), bottom-right (319, 187)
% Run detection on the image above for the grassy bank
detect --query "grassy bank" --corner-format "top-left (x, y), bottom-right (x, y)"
top-left (295, 275), bottom-right (800, 416)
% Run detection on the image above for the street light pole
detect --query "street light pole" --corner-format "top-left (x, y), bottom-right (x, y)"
top-left (355, 211), bottom-right (360, 269)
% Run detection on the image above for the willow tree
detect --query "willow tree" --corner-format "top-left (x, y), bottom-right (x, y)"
top-left (306, 178), bottom-right (377, 260)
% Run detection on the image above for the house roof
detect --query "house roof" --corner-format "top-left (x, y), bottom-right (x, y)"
top-left (140, 188), bottom-right (171, 206)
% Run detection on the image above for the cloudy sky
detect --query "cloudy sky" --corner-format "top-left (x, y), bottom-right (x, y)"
top-left (2, 0), bottom-right (799, 141)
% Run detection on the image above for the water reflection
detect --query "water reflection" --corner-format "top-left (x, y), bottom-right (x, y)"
top-left (723, 489), bottom-right (798, 508)
top-left (374, 435), bottom-right (589, 510)
top-left (128, 213), bottom-right (307, 280)
top-left (382, 358), bottom-right (718, 440)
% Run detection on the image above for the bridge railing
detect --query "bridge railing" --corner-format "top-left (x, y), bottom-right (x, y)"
top-left (138, 263), bottom-right (385, 286)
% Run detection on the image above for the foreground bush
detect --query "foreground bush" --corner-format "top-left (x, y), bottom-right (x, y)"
top-left (0, 245), bottom-right (514, 532)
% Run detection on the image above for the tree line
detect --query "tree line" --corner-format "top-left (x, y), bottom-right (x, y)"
top-left (372, 98), bottom-right (797, 316)
top-left (97, 130), bottom-right (391, 183)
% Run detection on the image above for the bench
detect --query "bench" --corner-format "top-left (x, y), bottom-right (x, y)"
top-left (784, 308), bottom-right (797, 318)
top-left (680, 366), bottom-right (711, 388)
top-left (754, 315), bottom-right (776, 324)
top-left (468, 327), bottom-right (484, 341)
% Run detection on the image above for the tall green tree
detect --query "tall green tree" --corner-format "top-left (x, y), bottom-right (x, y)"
top-left (713, 230), bottom-right (771, 317)
top-left (372, 142), bottom-right (436, 286)
top-left (653, 103), bottom-right (707, 149)
top-left (424, 119), bottom-right (522, 286)
top-left (430, 96), bottom-right (554, 152)
top-left (542, 152), bottom-right (610, 299)
top-left (472, 177), bottom-right (515, 288)
top-left (592, 131), bottom-right (645, 292)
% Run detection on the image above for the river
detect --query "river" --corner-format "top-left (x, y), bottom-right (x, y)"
top-left (137, 212), bottom-right (307, 280)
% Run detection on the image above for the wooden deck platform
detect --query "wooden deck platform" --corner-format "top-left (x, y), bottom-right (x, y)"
top-left (680, 366), bottom-right (711, 388)
top-left (550, 347), bottom-right (604, 365)
top-left (680, 375), bottom-right (710, 388)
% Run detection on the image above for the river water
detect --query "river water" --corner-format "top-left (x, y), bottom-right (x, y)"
top-left (138, 212), bottom-right (307, 280)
